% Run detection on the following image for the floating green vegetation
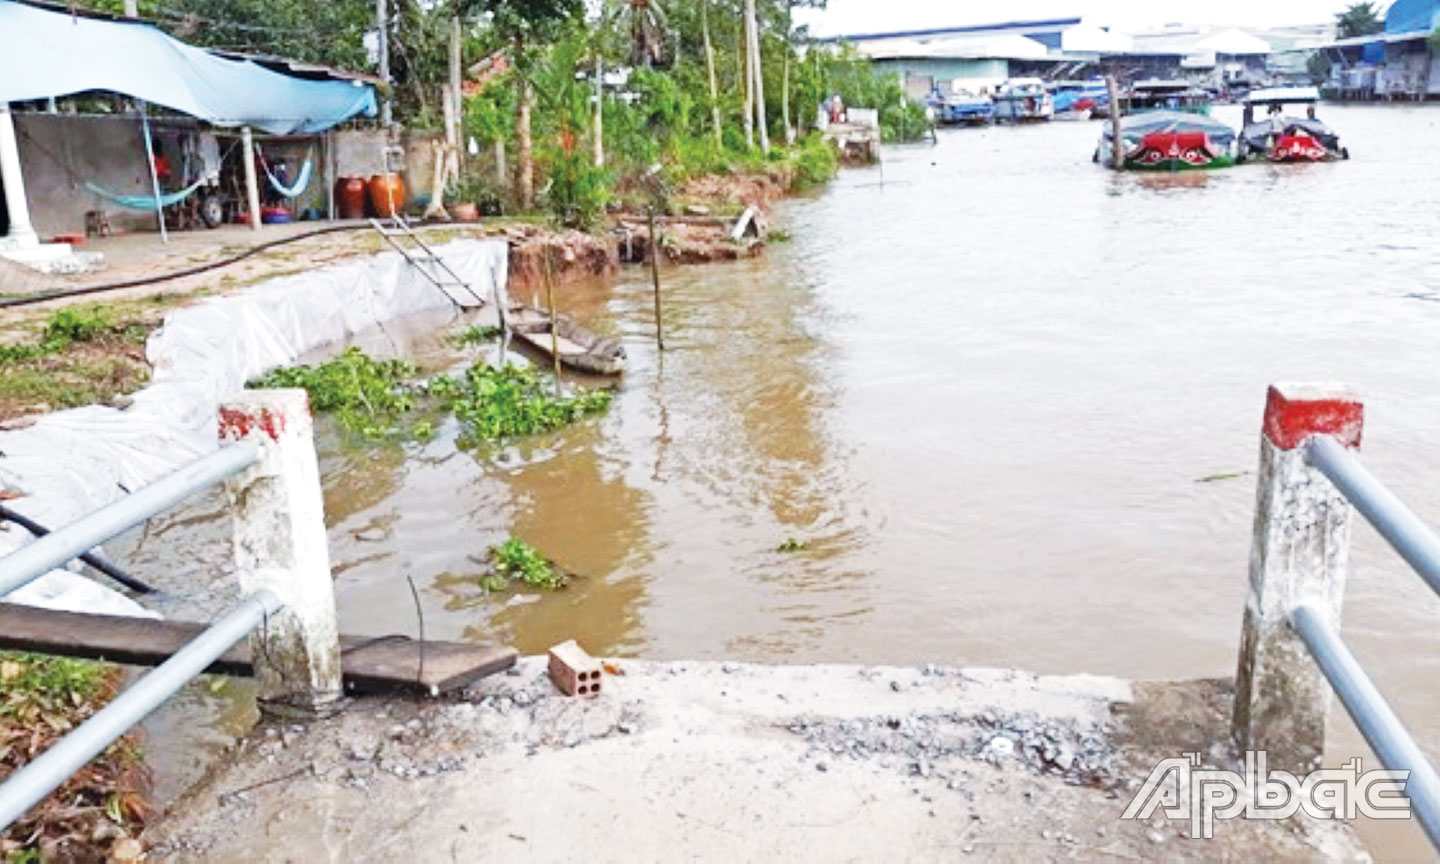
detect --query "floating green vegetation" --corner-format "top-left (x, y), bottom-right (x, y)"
top-left (485, 536), bottom-right (566, 590)
top-left (776, 537), bottom-right (811, 553)
top-left (452, 324), bottom-right (504, 346)
top-left (431, 363), bottom-right (611, 448)
top-left (250, 347), bottom-right (416, 439)
top-left (250, 346), bottom-right (610, 445)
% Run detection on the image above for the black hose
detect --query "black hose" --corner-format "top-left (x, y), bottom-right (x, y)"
top-left (0, 223), bottom-right (376, 310)
top-left (0, 503), bottom-right (157, 595)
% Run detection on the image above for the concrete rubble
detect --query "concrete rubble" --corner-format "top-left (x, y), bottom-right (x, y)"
top-left (145, 659), bottom-right (1371, 863)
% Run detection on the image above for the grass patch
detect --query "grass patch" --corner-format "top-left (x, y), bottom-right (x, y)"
top-left (483, 537), bottom-right (566, 590)
top-left (1, 653), bottom-right (147, 861)
top-left (776, 537), bottom-right (811, 553)
top-left (452, 324), bottom-right (503, 346)
top-left (0, 305), bottom-right (153, 421)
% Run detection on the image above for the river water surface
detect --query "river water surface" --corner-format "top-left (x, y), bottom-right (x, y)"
top-left (121, 104), bottom-right (1440, 857)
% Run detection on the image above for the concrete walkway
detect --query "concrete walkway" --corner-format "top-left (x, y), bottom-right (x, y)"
top-left (146, 659), bottom-right (1369, 862)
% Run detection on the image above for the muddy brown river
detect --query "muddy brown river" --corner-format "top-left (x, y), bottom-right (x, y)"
top-left (118, 104), bottom-right (1440, 857)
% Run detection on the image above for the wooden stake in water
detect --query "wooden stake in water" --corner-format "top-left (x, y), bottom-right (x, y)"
top-left (542, 247), bottom-right (562, 397)
top-left (1106, 75), bottom-right (1124, 170)
top-left (648, 205), bottom-right (665, 351)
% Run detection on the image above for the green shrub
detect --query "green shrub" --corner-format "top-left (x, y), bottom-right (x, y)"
top-left (43, 306), bottom-right (114, 348)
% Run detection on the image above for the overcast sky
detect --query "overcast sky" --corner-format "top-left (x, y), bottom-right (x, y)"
top-left (794, 0), bottom-right (1358, 37)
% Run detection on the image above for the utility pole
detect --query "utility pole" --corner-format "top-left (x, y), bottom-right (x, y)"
top-left (377, 0), bottom-right (391, 126)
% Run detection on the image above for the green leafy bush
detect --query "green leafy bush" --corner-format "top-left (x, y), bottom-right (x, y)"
top-left (43, 306), bottom-right (115, 348)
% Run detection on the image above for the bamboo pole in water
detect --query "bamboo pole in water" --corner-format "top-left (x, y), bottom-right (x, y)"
top-left (1106, 76), bottom-right (1124, 170)
top-left (543, 247), bottom-right (561, 397)
top-left (648, 205), bottom-right (664, 351)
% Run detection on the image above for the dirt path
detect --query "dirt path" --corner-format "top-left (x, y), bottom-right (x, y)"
top-left (145, 659), bottom-right (1368, 862)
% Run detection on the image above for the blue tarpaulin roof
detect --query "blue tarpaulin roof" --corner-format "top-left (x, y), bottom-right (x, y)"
top-left (0, 0), bottom-right (376, 134)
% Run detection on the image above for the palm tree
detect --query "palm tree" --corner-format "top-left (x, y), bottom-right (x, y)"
top-left (608, 0), bottom-right (668, 68)
top-left (1335, 2), bottom-right (1384, 39)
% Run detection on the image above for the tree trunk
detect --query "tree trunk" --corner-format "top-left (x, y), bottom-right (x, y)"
top-left (782, 53), bottom-right (792, 143)
top-left (742, 7), bottom-right (753, 149)
top-left (449, 16), bottom-right (463, 171)
top-left (702, 0), bottom-right (722, 148)
top-left (517, 77), bottom-right (534, 209)
top-left (781, 0), bottom-right (792, 142)
top-left (593, 54), bottom-right (605, 167)
top-left (746, 0), bottom-right (769, 153)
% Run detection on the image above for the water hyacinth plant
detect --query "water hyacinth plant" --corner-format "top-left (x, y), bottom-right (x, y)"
top-left (250, 346), bottom-right (611, 445)
top-left (429, 363), bottom-right (611, 448)
top-left (250, 347), bottom-right (416, 439)
top-left (486, 536), bottom-right (566, 590)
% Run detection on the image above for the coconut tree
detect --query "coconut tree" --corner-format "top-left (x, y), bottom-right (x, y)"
top-left (608, 0), bottom-right (668, 68)
top-left (1335, 2), bottom-right (1384, 39)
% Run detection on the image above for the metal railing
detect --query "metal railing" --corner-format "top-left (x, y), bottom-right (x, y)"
top-left (0, 439), bottom-right (270, 831)
top-left (1298, 434), bottom-right (1440, 848)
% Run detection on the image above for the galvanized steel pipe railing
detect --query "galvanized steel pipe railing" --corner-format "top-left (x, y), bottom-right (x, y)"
top-left (1305, 434), bottom-right (1440, 602)
top-left (0, 441), bottom-right (259, 599)
top-left (1290, 602), bottom-right (1440, 849)
top-left (0, 589), bottom-right (282, 830)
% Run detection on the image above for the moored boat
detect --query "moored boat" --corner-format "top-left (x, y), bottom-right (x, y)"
top-left (929, 88), bottom-right (995, 126)
top-left (1050, 80), bottom-right (1107, 120)
top-left (1238, 86), bottom-right (1348, 163)
top-left (1094, 110), bottom-right (1239, 171)
top-left (992, 78), bottom-right (1053, 123)
top-left (1123, 79), bottom-right (1213, 116)
top-left (507, 306), bottom-right (626, 376)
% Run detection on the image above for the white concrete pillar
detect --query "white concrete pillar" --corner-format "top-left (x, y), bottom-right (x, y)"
top-left (0, 105), bottom-right (40, 248)
top-left (219, 389), bottom-right (342, 715)
top-left (1233, 383), bottom-right (1364, 773)
top-left (241, 126), bottom-right (262, 232)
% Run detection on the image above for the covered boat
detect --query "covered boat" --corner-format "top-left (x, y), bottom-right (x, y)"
top-left (992, 78), bottom-right (1053, 123)
top-left (929, 88), bottom-right (994, 126)
top-left (1123, 79), bottom-right (1213, 116)
top-left (1050, 81), bottom-right (1107, 120)
top-left (1238, 86), bottom-right (1348, 163)
top-left (1094, 111), bottom-right (1238, 171)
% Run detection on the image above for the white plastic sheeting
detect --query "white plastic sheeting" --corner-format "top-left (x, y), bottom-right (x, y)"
top-left (0, 238), bottom-right (507, 617)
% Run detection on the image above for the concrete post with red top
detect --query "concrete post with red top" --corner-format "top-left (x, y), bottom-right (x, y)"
top-left (219, 389), bottom-right (342, 716)
top-left (1233, 383), bottom-right (1364, 773)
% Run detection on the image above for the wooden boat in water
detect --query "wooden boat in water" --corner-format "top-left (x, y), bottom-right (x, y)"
top-left (1238, 86), bottom-right (1348, 163)
top-left (1123, 79), bottom-right (1214, 116)
top-left (506, 306), bottom-right (626, 376)
top-left (1094, 110), bottom-right (1239, 171)
top-left (992, 78), bottom-right (1053, 123)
